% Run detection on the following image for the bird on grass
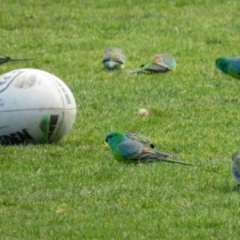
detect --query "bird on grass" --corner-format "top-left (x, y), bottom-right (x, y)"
top-left (215, 57), bottom-right (240, 79)
top-left (231, 151), bottom-right (240, 187)
top-left (102, 48), bottom-right (125, 70)
top-left (105, 131), bottom-right (200, 165)
top-left (128, 54), bottom-right (176, 73)
top-left (0, 54), bottom-right (32, 65)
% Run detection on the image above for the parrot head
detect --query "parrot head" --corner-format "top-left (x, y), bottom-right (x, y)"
top-left (232, 151), bottom-right (240, 161)
top-left (215, 57), bottom-right (227, 70)
top-left (105, 131), bottom-right (127, 150)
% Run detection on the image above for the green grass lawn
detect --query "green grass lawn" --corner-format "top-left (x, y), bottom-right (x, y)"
top-left (1, 0), bottom-right (240, 239)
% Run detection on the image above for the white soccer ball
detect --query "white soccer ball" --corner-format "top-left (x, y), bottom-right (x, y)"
top-left (0, 68), bottom-right (77, 145)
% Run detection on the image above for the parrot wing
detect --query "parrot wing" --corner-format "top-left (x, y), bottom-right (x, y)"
top-left (144, 63), bottom-right (169, 72)
top-left (118, 139), bottom-right (164, 162)
top-left (125, 131), bottom-right (154, 148)
top-left (151, 54), bottom-right (176, 70)
top-left (125, 131), bottom-right (170, 158)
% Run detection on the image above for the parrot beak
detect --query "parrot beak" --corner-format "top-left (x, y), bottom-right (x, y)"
top-left (105, 137), bottom-right (108, 143)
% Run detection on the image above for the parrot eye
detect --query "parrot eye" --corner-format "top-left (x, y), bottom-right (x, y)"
top-left (105, 134), bottom-right (113, 142)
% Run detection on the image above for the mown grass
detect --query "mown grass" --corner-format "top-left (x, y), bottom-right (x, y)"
top-left (1, 0), bottom-right (240, 239)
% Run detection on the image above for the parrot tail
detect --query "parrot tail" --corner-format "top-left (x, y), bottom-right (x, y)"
top-left (9, 58), bottom-right (33, 62)
top-left (158, 158), bottom-right (201, 166)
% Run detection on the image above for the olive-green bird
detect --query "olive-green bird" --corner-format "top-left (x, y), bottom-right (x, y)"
top-left (128, 54), bottom-right (176, 73)
top-left (102, 48), bottom-right (125, 70)
top-left (0, 54), bottom-right (32, 65)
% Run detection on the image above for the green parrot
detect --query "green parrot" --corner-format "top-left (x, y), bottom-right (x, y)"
top-left (128, 54), bottom-right (176, 73)
top-left (215, 57), bottom-right (240, 79)
top-left (102, 48), bottom-right (125, 70)
top-left (105, 131), bottom-right (200, 165)
top-left (0, 54), bottom-right (32, 65)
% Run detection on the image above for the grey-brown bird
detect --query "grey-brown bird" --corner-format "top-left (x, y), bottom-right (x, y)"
top-left (102, 48), bottom-right (125, 70)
